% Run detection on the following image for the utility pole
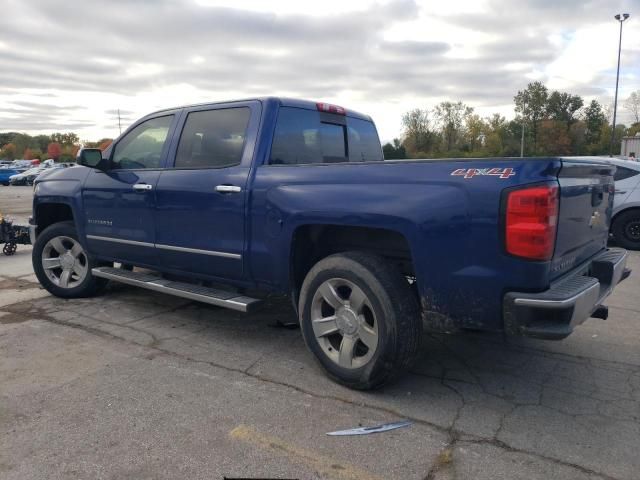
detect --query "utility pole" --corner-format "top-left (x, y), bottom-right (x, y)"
top-left (118, 108), bottom-right (122, 135)
top-left (610, 13), bottom-right (630, 157)
top-left (520, 101), bottom-right (527, 158)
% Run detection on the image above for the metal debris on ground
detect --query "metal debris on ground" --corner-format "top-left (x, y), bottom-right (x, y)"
top-left (326, 420), bottom-right (412, 436)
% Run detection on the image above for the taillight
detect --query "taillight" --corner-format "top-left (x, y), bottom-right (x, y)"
top-left (505, 184), bottom-right (559, 261)
top-left (316, 102), bottom-right (346, 115)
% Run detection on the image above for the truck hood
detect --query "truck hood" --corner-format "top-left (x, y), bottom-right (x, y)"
top-left (34, 165), bottom-right (91, 185)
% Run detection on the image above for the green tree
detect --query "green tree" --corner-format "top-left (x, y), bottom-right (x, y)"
top-left (546, 91), bottom-right (583, 131)
top-left (60, 144), bottom-right (80, 162)
top-left (627, 122), bottom-right (640, 137)
top-left (33, 135), bottom-right (52, 152)
top-left (584, 100), bottom-right (606, 146)
top-left (514, 81), bottom-right (549, 154)
top-left (569, 121), bottom-right (587, 156)
top-left (0, 132), bottom-right (19, 148)
top-left (504, 119), bottom-right (528, 156)
top-left (538, 120), bottom-right (572, 155)
top-left (624, 91), bottom-right (640, 124)
top-left (434, 101), bottom-right (473, 152)
top-left (51, 132), bottom-right (80, 146)
top-left (464, 114), bottom-right (487, 153)
top-left (401, 108), bottom-right (437, 155)
top-left (11, 133), bottom-right (36, 159)
top-left (484, 114), bottom-right (508, 156)
top-left (382, 139), bottom-right (406, 159)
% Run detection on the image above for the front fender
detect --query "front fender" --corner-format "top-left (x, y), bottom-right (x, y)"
top-left (33, 167), bottom-right (91, 240)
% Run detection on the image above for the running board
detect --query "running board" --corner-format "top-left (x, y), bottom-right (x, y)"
top-left (91, 267), bottom-right (262, 313)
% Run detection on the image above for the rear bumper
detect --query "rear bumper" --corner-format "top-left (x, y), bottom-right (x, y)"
top-left (28, 217), bottom-right (37, 244)
top-left (504, 249), bottom-right (630, 340)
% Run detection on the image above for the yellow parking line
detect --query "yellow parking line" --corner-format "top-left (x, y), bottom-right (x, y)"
top-left (229, 425), bottom-right (382, 480)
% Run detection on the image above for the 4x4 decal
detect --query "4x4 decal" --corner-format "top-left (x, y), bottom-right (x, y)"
top-left (451, 167), bottom-right (516, 179)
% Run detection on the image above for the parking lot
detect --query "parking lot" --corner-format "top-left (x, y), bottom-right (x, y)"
top-left (1, 185), bottom-right (639, 479)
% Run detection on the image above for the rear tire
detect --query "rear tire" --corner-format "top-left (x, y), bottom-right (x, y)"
top-left (299, 251), bottom-right (422, 390)
top-left (612, 210), bottom-right (640, 250)
top-left (32, 221), bottom-right (108, 298)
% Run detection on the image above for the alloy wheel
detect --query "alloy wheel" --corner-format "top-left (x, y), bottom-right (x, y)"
top-left (41, 236), bottom-right (89, 288)
top-left (310, 278), bottom-right (379, 369)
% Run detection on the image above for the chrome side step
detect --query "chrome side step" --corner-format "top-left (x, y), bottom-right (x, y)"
top-left (91, 267), bottom-right (262, 313)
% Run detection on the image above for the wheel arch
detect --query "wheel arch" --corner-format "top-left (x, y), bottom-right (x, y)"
top-left (612, 205), bottom-right (640, 231)
top-left (288, 223), bottom-right (415, 307)
top-left (34, 202), bottom-right (75, 237)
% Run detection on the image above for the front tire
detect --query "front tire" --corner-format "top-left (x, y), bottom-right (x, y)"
top-left (32, 221), bottom-right (108, 298)
top-left (612, 210), bottom-right (640, 250)
top-left (299, 251), bottom-right (422, 390)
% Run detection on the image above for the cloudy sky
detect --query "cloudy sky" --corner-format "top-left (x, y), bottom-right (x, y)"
top-left (1, 0), bottom-right (638, 142)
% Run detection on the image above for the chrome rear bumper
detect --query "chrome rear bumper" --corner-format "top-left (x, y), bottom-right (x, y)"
top-left (504, 249), bottom-right (630, 339)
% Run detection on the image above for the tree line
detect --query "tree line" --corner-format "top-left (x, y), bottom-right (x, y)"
top-left (0, 132), bottom-right (112, 162)
top-left (2, 83), bottom-right (640, 162)
top-left (383, 82), bottom-right (640, 159)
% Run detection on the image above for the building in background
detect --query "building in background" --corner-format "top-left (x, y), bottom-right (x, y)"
top-left (621, 133), bottom-right (640, 159)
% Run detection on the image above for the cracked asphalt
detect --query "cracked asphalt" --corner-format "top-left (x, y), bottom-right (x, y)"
top-left (1, 186), bottom-right (640, 479)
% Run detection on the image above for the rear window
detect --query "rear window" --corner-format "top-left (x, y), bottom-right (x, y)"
top-left (269, 107), bottom-right (382, 165)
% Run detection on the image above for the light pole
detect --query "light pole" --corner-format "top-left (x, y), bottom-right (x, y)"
top-left (610, 13), bottom-right (630, 157)
top-left (520, 101), bottom-right (527, 158)
top-left (520, 117), bottom-right (525, 157)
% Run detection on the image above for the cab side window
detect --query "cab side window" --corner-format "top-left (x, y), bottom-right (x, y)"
top-left (174, 107), bottom-right (250, 169)
top-left (111, 115), bottom-right (173, 170)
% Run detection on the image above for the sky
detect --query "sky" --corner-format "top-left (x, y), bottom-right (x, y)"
top-left (1, 0), bottom-right (638, 143)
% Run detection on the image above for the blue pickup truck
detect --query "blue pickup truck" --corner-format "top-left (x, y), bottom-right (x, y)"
top-left (30, 97), bottom-right (630, 389)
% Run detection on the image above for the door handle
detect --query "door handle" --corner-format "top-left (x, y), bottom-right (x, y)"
top-left (132, 183), bottom-right (153, 191)
top-left (215, 185), bottom-right (242, 193)
top-left (615, 190), bottom-right (627, 194)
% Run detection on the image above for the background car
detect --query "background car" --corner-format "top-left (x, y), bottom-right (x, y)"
top-left (0, 167), bottom-right (27, 186)
top-left (8, 160), bottom-right (34, 169)
top-left (9, 159), bottom-right (59, 186)
top-left (583, 157), bottom-right (640, 250)
top-left (9, 166), bottom-right (47, 186)
top-left (32, 162), bottom-right (77, 183)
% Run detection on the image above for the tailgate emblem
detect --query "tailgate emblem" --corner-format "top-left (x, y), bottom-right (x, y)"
top-left (451, 167), bottom-right (515, 179)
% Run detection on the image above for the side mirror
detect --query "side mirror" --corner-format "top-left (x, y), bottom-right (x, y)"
top-left (77, 148), bottom-right (105, 169)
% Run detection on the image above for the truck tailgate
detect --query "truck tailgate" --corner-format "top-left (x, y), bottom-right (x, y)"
top-left (551, 160), bottom-right (615, 279)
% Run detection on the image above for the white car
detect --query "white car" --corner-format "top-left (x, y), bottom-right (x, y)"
top-left (8, 159), bottom-right (56, 185)
top-left (582, 157), bottom-right (640, 250)
top-left (9, 166), bottom-right (46, 185)
top-left (33, 162), bottom-right (77, 182)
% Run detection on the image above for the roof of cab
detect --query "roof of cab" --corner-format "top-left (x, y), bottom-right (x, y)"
top-left (144, 97), bottom-right (372, 121)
